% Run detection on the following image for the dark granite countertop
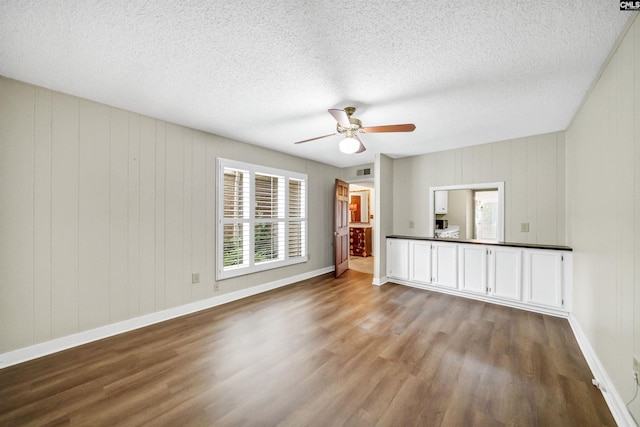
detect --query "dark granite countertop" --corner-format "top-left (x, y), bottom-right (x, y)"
top-left (387, 235), bottom-right (572, 251)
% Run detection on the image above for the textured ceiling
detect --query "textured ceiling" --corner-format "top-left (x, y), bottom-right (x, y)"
top-left (0, 1), bottom-right (632, 167)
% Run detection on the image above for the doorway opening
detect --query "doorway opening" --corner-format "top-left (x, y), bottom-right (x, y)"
top-left (473, 190), bottom-right (499, 240)
top-left (348, 182), bottom-right (374, 274)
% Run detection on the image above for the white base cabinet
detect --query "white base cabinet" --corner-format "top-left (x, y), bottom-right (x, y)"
top-left (458, 245), bottom-right (488, 295)
top-left (524, 250), bottom-right (564, 309)
top-left (387, 238), bottom-right (570, 316)
top-left (489, 246), bottom-right (522, 302)
top-left (432, 242), bottom-right (458, 288)
top-left (387, 238), bottom-right (409, 280)
top-left (409, 240), bottom-right (431, 284)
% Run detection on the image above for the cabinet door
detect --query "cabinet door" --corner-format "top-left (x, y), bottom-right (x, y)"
top-left (459, 245), bottom-right (487, 294)
top-left (410, 241), bottom-right (431, 284)
top-left (435, 191), bottom-right (448, 214)
top-left (432, 243), bottom-right (457, 288)
top-left (524, 250), bottom-right (563, 308)
top-left (387, 239), bottom-right (409, 280)
top-left (489, 247), bottom-right (522, 301)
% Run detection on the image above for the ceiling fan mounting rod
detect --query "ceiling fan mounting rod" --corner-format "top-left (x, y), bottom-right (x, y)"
top-left (344, 106), bottom-right (356, 117)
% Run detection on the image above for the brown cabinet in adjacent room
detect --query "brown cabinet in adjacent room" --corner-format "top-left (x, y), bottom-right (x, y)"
top-left (350, 227), bottom-right (372, 257)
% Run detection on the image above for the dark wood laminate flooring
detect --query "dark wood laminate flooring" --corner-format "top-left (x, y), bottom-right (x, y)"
top-left (0, 270), bottom-right (615, 426)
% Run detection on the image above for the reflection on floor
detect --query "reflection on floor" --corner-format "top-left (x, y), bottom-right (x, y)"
top-left (349, 255), bottom-right (373, 274)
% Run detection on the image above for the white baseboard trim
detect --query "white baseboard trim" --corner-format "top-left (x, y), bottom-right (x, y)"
top-left (0, 266), bottom-right (334, 369)
top-left (568, 314), bottom-right (636, 427)
top-left (372, 276), bottom-right (388, 286)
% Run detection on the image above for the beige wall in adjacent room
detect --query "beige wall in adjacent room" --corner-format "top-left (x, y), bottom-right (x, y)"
top-left (441, 189), bottom-right (471, 239)
top-left (392, 132), bottom-right (566, 246)
top-left (0, 76), bottom-right (340, 354)
top-left (566, 15), bottom-right (640, 422)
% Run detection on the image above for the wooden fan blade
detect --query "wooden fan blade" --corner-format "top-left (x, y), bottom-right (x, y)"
top-left (361, 124), bottom-right (416, 133)
top-left (328, 109), bottom-right (350, 127)
top-left (354, 135), bottom-right (366, 153)
top-left (294, 133), bottom-right (337, 144)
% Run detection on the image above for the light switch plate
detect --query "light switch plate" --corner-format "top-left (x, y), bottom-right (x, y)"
top-left (192, 273), bottom-right (200, 284)
top-left (521, 223), bottom-right (529, 232)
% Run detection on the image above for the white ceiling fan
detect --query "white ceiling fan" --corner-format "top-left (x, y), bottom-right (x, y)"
top-left (294, 106), bottom-right (416, 154)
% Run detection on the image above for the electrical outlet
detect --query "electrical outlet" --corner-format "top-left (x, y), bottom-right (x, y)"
top-left (214, 282), bottom-right (220, 292)
top-left (409, 220), bottom-right (415, 229)
top-left (521, 223), bottom-right (529, 232)
top-left (192, 273), bottom-right (200, 284)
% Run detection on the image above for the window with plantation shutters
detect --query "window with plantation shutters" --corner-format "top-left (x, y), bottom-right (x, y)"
top-left (217, 158), bottom-right (308, 280)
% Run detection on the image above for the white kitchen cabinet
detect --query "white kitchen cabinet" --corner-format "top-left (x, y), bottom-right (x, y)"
top-left (458, 245), bottom-right (487, 295)
top-left (431, 242), bottom-right (457, 288)
top-left (434, 191), bottom-right (448, 214)
top-left (410, 241), bottom-right (432, 284)
top-left (489, 246), bottom-right (522, 302)
top-left (387, 239), bottom-right (409, 280)
top-left (524, 250), bottom-right (564, 309)
top-left (385, 237), bottom-right (570, 316)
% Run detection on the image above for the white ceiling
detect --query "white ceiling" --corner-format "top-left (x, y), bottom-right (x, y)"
top-left (0, 2), bottom-right (632, 168)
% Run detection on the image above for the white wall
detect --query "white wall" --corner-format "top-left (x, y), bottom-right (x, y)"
top-left (341, 163), bottom-right (374, 182)
top-left (392, 132), bottom-right (566, 245)
top-left (374, 154), bottom-right (393, 283)
top-left (566, 15), bottom-right (640, 422)
top-left (0, 76), bottom-right (340, 354)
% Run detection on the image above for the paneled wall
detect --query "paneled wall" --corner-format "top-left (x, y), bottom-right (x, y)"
top-left (566, 15), bottom-right (640, 421)
top-left (391, 132), bottom-right (566, 245)
top-left (0, 77), bottom-right (339, 354)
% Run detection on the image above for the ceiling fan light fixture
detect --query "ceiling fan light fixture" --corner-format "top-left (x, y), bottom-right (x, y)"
top-left (339, 136), bottom-right (360, 154)
top-left (293, 106), bottom-right (415, 154)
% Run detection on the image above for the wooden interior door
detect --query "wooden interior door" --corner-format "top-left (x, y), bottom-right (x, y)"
top-left (334, 179), bottom-right (350, 278)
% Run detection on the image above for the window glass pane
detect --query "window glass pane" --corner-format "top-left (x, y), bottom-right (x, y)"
top-left (255, 222), bottom-right (284, 262)
top-left (223, 223), bottom-right (249, 268)
top-left (255, 174), bottom-right (284, 219)
top-left (289, 179), bottom-right (305, 218)
top-left (223, 168), bottom-right (248, 219)
top-left (288, 220), bottom-right (305, 258)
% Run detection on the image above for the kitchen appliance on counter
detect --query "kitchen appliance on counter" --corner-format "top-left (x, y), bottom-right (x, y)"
top-left (435, 219), bottom-right (448, 230)
top-left (435, 225), bottom-right (460, 239)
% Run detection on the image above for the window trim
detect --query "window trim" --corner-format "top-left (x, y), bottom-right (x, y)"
top-left (216, 158), bottom-right (308, 280)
